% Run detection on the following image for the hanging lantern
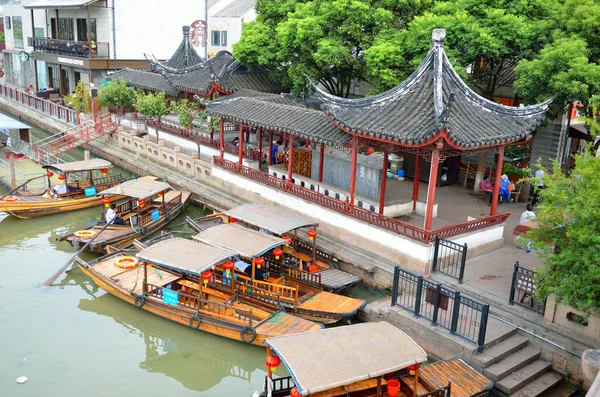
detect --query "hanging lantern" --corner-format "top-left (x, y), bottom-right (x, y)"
top-left (290, 387), bottom-right (301, 397)
top-left (408, 364), bottom-right (417, 376)
top-left (148, 263), bottom-right (153, 271)
top-left (100, 168), bottom-right (108, 175)
top-left (265, 355), bottom-right (281, 372)
top-left (102, 197), bottom-right (111, 208)
top-left (229, 217), bottom-right (237, 223)
top-left (139, 199), bottom-right (146, 208)
top-left (157, 191), bottom-right (163, 197)
top-left (201, 272), bottom-right (212, 287)
top-left (255, 257), bottom-right (265, 269)
top-left (46, 171), bottom-right (54, 178)
top-left (307, 230), bottom-right (317, 241)
top-left (273, 248), bottom-right (283, 260)
top-left (58, 174), bottom-right (65, 181)
top-left (283, 237), bottom-right (292, 247)
top-left (223, 261), bottom-right (234, 276)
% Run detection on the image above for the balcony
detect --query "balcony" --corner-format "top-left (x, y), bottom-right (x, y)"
top-left (28, 37), bottom-right (109, 59)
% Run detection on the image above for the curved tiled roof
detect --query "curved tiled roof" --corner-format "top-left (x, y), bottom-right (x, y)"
top-left (107, 68), bottom-right (180, 96)
top-left (316, 29), bottom-right (553, 149)
top-left (148, 26), bottom-right (205, 74)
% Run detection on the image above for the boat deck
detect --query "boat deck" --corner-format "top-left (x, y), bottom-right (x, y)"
top-left (318, 268), bottom-right (362, 292)
top-left (419, 359), bottom-right (492, 397)
top-left (297, 291), bottom-right (365, 315)
top-left (92, 256), bottom-right (179, 294)
top-left (256, 312), bottom-right (323, 337)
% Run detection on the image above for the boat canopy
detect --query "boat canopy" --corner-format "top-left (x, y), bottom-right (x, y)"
top-left (0, 113), bottom-right (31, 130)
top-left (42, 159), bottom-right (113, 173)
top-left (192, 223), bottom-right (287, 258)
top-left (136, 238), bottom-right (236, 276)
top-left (225, 204), bottom-right (318, 235)
top-left (265, 322), bottom-right (428, 396)
top-left (100, 179), bottom-right (171, 199)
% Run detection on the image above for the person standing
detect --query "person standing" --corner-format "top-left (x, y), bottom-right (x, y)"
top-left (531, 168), bottom-right (545, 206)
top-left (519, 204), bottom-right (536, 252)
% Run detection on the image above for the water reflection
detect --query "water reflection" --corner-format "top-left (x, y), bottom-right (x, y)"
top-left (78, 293), bottom-right (260, 393)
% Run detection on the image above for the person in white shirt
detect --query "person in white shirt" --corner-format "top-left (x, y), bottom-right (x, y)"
top-left (519, 204), bottom-right (536, 224)
top-left (532, 169), bottom-right (545, 206)
top-left (233, 257), bottom-right (267, 280)
top-left (105, 203), bottom-right (125, 225)
top-left (53, 184), bottom-right (67, 195)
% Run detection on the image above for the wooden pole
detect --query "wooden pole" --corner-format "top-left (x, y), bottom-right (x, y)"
top-left (294, 229), bottom-right (298, 250)
top-left (251, 257), bottom-right (256, 281)
top-left (379, 146), bottom-right (388, 214)
top-left (412, 364), bottom-right (421, 397)
top-left (266, 347), bottom-right (273, 379)
top-left (238, 124), bottom-right (244, 165)
top-left (312, 226), bottom-right (318, 262)
top-left (377, 377), bottom-right (382, 397)
top-left (268, 131), bottom-right (273, 166)
top-left (287, 133), bottom-right (294, 181)
top-left (219, 118), bottom-right (224, 159)
top-left (424, 143), bottom-right (442, 230)
top-left (349, 135), bottom-right (358, 205)
top-left (318, 143), bottom-right (325, 182)
top-left (490, 146), bottom-right (505, 216)
top-left (258, 128), bottom-right (263, 171)
top-left (413, 149), bottom-right (421, 211)
top-left (143, 262), bottom-right (148, 293)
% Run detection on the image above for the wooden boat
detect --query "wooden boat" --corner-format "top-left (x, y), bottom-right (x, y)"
top-left (261, 322), bottom-right (493, 397)
top-left (192, 223), bottom-right (366, 324)
top-left (75, 237), bottom-right (323, 347)
top-left (187, 203), bottom-right (362, 292)
top-left (0, 159), bottom-right (127, 219)
top-left (59, 178), bottom-right (192, 254)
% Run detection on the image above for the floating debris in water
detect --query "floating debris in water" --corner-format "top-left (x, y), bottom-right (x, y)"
top-left (16, 376), bottom-right (28, 384)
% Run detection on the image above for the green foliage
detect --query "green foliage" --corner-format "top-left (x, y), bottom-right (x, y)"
top-left (491, 163), bottom-right (531, 178)
top-left (133, 91), bottom-right (170, 141)
top-left (170, 99), bottom-right (199, 131)
top-left (208, 115), bottom-right (221, 133)
top-left (527, 153), bottom-right (600, 313)
top-left (0, 32), bottom-right (5, 43)
top-left (63, 81), bottom-right (86, 113)
top-left (99, 77), bottom-right (135, 110)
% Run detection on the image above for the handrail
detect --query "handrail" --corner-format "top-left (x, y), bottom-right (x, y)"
top-left (0, 84), bottom-right (78, 125)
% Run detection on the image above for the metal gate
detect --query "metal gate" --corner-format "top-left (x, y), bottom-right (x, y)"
top-left (432, 237), bottom-right (468, 283)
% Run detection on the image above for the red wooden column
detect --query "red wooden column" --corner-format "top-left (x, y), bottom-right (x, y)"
top-left (424, 142), bottom-right (443, 230)
top-left (268, 131), bottom-right (273, 166)
top-left (246, 126), bottom-right (250, 143)
top-left (318, 143), bottom-right (325, 182)
top-left (238, 124), bottom-right (244, 165)
top-left (349, 135), bottom-right (358, 205)
top-left (219, 118), bottom-right (224, 159)
top-left (379, 146), bottom-right (389, 214)
top-left (490, 145), bottom-right (505, 216)
top-left (413, 148), bottom-right (421, 210)
top-left (258, 128), bottom-right (263, 171)
top-left (287, 133), bottom-right (294, 181)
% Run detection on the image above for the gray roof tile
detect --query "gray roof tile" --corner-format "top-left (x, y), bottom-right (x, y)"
top-left (149, 26), bottom-right (205, 74)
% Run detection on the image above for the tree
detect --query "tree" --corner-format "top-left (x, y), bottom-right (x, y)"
top-left (133, 91), bottom-right (169, 142)
top-left (527, 151), bottom-right (600, 313)
top-left (234, 0), bottom-right (432, 97)
top-left (99, 77), bottom-right (135, 122)
top-left (171, 99), bottom-right (204, 156)
top-left (63, 81), bottom-right (86, 113)
top-left (0, 32), bottom-right (5, 43)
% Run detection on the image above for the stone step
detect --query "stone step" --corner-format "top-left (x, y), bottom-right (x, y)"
top-left (484, 316), bottom-right (518, 349)
top-left (510, 371), bottom-right (563, 397)
top-left (495, 360), bottom-right (552, 394)
top-left (544, 382), bottom-right (579, 397)
top-left (472, 335), bottom-right (529, 369)
top-left (484, 346), bottom-right (541, 381)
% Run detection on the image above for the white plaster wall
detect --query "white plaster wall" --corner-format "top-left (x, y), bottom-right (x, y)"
top-left (3, 3), bottom-right (36, 52)
top-left (38, 7), bottom-right (112, 44)
top-left (207, 17), bottom-right (241, 55)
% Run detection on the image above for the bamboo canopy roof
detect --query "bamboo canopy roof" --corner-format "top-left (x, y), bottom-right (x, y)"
top-left (42, 159), bottom-right (112, 173)
top-left (192, 223), bottom-right (287, 258)
top-left (225, 204), bottom-right (318, 235)
top-left (314, 29), bottom-right (553, 149)
top-left (136, 238), bottom-right (236, 276)
top-left (100, 179), bottom-right (171, 199)
top-left (266, 322), bottom-right (428, 396)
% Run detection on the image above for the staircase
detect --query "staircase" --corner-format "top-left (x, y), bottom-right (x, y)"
top-left (529, 115), bottom-right (566, 172)
top-left (34, 113), bottom-right (117, 164)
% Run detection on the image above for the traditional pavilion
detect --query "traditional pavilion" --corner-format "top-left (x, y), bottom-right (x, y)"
top-left (208, 29), bottom-right (552, 246)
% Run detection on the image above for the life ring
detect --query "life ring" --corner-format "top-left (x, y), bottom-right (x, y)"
top-left (240, 326), bottom-right (257, 344)
top-left (134, 294), bottom-right (145, 308)
top-left (189, 313), bottom-right (201, 329)
top-left (140, 226), bottom-right (149, 236)
top-left (74, 230), bottom-right (97, 239)
top-left (114, 256), bottom-right (139, 269)
top-left (2, 195), bottom-right (19, 202)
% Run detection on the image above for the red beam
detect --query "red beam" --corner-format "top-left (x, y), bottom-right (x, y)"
top-left (349, 135), bottom-right (358, 205)
top-left (379, 146), bottom-right (388, 214)
top-left (238, 124), bottom-right (244, 165)
top-left (268, 131), bottom-right (273, 166)
top-left (424, 144), bottom-right (441, 230)
top-left (258, 128), bottom-right (263, 171)
top-left (490, 145), bottom-right (505, 216)
top-left (287, 133), bottom-right (294, 181)
top-left (219, 118), bottom-right (224, 159)
top-left (413, 149), bottom-right (421, 210)
top-left (318, 143), bottom-right (325, 183)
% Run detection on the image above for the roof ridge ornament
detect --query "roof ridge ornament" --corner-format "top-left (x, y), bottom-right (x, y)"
top-left (432, 29), bottom-right (446, 45)
top-left (432, 29), bottom-right (446, 122)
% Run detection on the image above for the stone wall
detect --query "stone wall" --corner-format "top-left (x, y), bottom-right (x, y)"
top-left (544, 295), bottom-right (600, 345)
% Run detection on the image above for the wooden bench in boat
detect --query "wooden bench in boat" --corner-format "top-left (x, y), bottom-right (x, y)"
top-left (400, 375), bottom-right (429, 396)
top-left (419, 359), bottom-right (492, 397)
top-left (310, 378), bottom-right (388, 397)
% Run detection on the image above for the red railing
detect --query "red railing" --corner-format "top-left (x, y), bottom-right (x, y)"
top-left (214, 157), bottom-right (510, 243)
top-left (0, 84), bottom-right (78, 125)
top-left (147, 119), bottom-right (261, 161)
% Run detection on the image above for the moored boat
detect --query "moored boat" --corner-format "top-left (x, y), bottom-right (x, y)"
top-left (260, 321), bottom-right (493, 397)
top-left (192, 223), bottom-right (366, 324)
top-left (75, 237), bottom-right (323, 346)
top-left (0, 159), bottom-right (127, 218)
top-left (59, 178), bottom-right (191, 253)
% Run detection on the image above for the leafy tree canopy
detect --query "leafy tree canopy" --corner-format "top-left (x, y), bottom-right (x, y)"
top-left (528, 152), bottom-right (600, 313)
top-left (133, 91), bottom-right (169, 141)
top-left (99, 77), bottom-right (135, 110)
top-left (171, 99), bottom-right (199, 131)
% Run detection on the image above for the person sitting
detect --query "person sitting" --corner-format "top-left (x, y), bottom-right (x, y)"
top-left (480, 175), bottom-right (493, 204)
top-left (519, 203), bottom-right (536, 224)
top-left (105, 203), bottom-right (125, 225)
top-left (53, 184), bottom-right (67, 195)
top-left (499, 174), bottom-right (511, 203)
top-left (234, 257), bottom-right (267, 281)
top-left (232, 137), bottom-right (239, 147)
top-left (27, 85), bottom-right (35, 96)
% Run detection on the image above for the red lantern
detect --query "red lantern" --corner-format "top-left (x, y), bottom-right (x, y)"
top-left (100, 168), bottom-right (108, 175)
top-left (255, 257), bottom-right (265, 269)
top-left (158, 191), bottom-right (163, 197)
top-left (58, 174), bottom-right (65, 181)
top-left (307, 230), bottom-right (317, 241)
top-left (102, 197), bottom-right (111, 208)
top-left (223, 261), bottom-right (234, 276)
top-left (229, 217), bottom-right (237, 223)
top-left (201, 272), bottom-right (212, 287)
top-left (265, 355), bottom-right (281, 372)
top-left (408, 364), bottom-right (417, 376)
top-left (46, 171), bottom-right (54, 178)
top-left (290, 387), bottom-right (301, 397)
top-left (139, 199), bottom-right (145, 208)
top-left (283, 237), bottom-right (292, 247)
top-left (273, 248), bottom-right (283, 260)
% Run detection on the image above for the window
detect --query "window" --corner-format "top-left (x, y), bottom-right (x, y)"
top-left (34, 28), bottom-right (45, 38)
top-left (76, 18), bottom-right (96, 42)
top-left (5, 16), bottom-right (11, 29)
top-left (58, 18), bottom-right (74, 41)
top-left (211, 30), bottom-right (227, 47)
top-left (13, 16), bottom-right (23, 49)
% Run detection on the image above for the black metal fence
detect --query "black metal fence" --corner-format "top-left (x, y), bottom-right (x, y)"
top-left (432, 237), bottom-right (468, 283)
top-left (391, 266), bottom-right (489, 352)
top-left (509, 262), bottom-right (546, 315)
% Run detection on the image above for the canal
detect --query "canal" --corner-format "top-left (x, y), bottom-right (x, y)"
top-left (0, 113), bottom-right (383, 396)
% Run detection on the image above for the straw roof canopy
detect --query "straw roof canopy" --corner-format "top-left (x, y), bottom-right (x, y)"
top-left (192, 223), bottom-right (287, 258)
top-left (100, 179), bottom-right (171, 199)
top-left (42, 159), bottom-right (112, 173)
top-left (225, 204), bottom-right (318, 235)
top-left (136, 238), bottom-right (236, 276)
top-left (265, 322), bottom-right (427, 396)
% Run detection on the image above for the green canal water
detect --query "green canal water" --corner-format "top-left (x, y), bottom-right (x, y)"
top-left (0, 117), bottom-right (384, 396)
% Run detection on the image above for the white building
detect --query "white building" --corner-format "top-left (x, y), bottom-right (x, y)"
top-left (206, 0), bottom-right (256, 57)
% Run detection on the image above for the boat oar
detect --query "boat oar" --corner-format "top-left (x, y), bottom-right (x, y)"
top-left (43, 221), bottom-right (115, 287)
top-left (0, 174), bottom-right (48, 200)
